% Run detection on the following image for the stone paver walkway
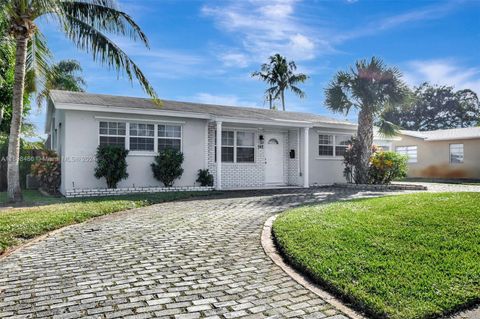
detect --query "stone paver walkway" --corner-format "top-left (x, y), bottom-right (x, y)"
top-left (0, 185), bottom-right (479, 318)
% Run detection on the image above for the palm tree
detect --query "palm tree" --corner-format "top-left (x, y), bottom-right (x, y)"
top-left (325, 57), bottom-right (408, 184)
top-left (36, 59), bottom-right (85, 107)
top-left (252, 54), bottom-right (308, 111)
top-left (1, 0), bottom-right (158, 202)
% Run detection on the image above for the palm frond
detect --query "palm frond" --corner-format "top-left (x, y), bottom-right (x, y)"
top-left (26, 29), bottom-right (53, 94)
top-left (375, 117), bottom-right (401, 137)
top-left (62, 14), bottom-right (158, 100)
top-left (61, 0), bottom-right (149, 47)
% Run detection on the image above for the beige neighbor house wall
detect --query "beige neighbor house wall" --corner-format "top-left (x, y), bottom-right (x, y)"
top-left (393, 135), bottom-right (480, 179)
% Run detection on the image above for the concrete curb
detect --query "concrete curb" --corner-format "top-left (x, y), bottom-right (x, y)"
top-left (261, 214), bottom-right (367, 319)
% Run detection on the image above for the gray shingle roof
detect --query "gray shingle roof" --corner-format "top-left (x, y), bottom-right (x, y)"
top-left (401, 127), bottom-right (480, 141)
top-left (49, 90), bottom-right (355, 126)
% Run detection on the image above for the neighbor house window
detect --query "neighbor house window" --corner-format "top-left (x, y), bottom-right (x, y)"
top-left (318, 134), bottom-right (352, 157)
top-left (450, 144), bottom-right (464, 163)
top-left (396, 146), bottom-right (417, 163)
top-left (158, 124), bottom-right (182, 152)
top-left (99, 121), bottom-right (126, 148)
top-left (215, 130), bottom-right (255, 163)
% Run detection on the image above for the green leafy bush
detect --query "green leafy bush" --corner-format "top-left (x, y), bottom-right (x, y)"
top-left (196, 169), bottom-right (214, 186)
top-left (94, 145), bottom-right (129, 188)
top-left (369, 151), bottom-right (408, 184)
top-left (151, 149), bottom-right (184, 187)
top-left (30, 150), bottom-right (61, 194)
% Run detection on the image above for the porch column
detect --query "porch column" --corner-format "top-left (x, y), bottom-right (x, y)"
top-left (216, 121), bottom-right (222, 190)
top-left (303, 127), bottom-right (309, 188)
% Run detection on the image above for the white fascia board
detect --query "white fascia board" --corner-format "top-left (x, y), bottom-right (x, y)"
top-left (54, 102), bottom-right (212, 120)
top-left (313, 122), bottom-right (357, 130)
top-left (425, 136), bottom-right (480, 142)
top-left (214, 116), bottom-right (314, 128)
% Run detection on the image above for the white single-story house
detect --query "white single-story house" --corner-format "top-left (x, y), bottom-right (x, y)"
top-left (46, 90), bottom-right (393, 196)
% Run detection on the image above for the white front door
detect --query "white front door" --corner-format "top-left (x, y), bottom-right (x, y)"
top-left (264, 133), bottom-right (285, 185)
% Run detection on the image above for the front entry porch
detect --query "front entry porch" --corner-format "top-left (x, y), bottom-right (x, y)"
top-left (208, 120), bottom-right (310, 190)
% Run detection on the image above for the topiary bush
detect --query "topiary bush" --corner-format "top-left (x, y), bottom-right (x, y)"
top-left (94, 145), bottom-right (129, 189)
top-left (196, 169), bottom-right (214, 186)
top-left (151, 149), bottom-right (184, 187)
top-left (30, 150), bottom-right (61, 194)
top-left (369, 151), bottom-right (408, 184)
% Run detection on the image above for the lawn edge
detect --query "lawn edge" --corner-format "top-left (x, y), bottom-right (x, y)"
top-left (0, 192), bottom-right (215, 260)
top-left (261, 214), bottom-right (367, 319)
top-left (270, 195), bottom-right (480, 319)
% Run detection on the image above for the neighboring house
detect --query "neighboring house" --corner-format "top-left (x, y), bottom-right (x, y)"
top-left (393, 128), bottom-right (480, 179)
top-left (46, 90), bottom-right (392, 196)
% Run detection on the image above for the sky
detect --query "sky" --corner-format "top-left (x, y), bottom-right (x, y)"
top-left (30, 0), bottom-right (480, 137)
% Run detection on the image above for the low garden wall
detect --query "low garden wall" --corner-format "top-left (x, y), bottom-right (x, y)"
top-left (333, 183), bottom-right (427, 191)
top-left (65, 186), bottom-right (215, 198)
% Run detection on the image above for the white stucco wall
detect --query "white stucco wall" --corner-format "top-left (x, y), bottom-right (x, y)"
top-left (61, 110), bottom-right (208, 193)
top-left (307, 126), bottom-right (357, 185)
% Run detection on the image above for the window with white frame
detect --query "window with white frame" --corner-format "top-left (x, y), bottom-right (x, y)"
top-left (396, 146), bottom-right (417, 163)
top-left (236, 131), bottom-right (255, 162)
top-left (158, 124), bottom-right (182, 152)
top-left (215, 130), bottom-right (255, 163)
top-left (130, 123), bottom-right (154, 151)
top-left (318, 134), bottom-right (352, 157)
top-left (99, 121), bottom-right (126, 148)
top-left (449, 144), bottom-right (464, 163)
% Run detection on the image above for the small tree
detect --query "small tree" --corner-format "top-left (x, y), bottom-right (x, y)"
top-left (94, 145), bottom-right (129, 189)
top-left (151, 149), bottom-right (184, 187)
top-left (196, 169), bottom-right (214, 186)
top-left (30, 150), bottom-right (61, 194)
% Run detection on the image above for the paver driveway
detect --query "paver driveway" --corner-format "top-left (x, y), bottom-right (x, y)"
top-left (0, 185), bottom-right (478, 319)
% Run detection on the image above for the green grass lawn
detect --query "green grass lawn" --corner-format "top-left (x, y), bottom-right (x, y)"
top-left (0, 191), bottom-right (215, 254)
top-left (273, 192), bottom-right (480, 319)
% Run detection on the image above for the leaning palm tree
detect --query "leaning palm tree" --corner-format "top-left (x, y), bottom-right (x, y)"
top-left (252, 54), bottom-right (308, 111)
top-left (36, 59), bottom-right (86, 107)
top-left (1, 0), bottom-right (158, 202)
top-left (325, 57), bottom-right (408, 184)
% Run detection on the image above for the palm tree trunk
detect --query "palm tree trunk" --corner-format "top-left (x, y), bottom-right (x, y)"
top-left (268, 92), bottom-right (272, 109)
top-left (355, 107), bottom-right (374, 184)
top-left (7, 35), bottom-right (29, 202)
top-left (281, 90), bottom-right (285, 111)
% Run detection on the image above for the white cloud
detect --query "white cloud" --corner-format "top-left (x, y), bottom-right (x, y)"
top-left (218, 52), bottom-right (250, 68)
top-left (191, 93), bottom-right (259, 107)
top-left (403, 59), bottom-right (480, 94)
top-left (202, 0), bottom-right (325, 66)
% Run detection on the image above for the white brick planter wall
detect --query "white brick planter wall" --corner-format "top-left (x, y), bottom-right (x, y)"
top-left (65, 186), bottom-right (214, 198)
top-left (333, 183), bottom-right (427, 191)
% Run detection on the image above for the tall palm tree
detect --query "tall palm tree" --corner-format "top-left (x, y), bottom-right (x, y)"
top-left (252, 54), bottom-right (308, 111)
top-left (36, 59), bottom-right (85, 107)
top-left (1, 0), bottom-right (158, 202)
top-left (325, 57), bottom-right (408, 184)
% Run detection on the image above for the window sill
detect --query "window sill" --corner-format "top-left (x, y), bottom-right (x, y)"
top-left (128, 152), bottom-right (157, 157)
top-left (315, 157), bottom-right (343, 161)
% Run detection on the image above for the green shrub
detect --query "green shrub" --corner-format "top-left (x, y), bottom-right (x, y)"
top-left (151, 149), bottom-right (184, 187)
top-left (30, 150), bottom-right (61, 194)
top-left (196, 169), bottom-right (214, 186)
top-left (94, 145), bottom-right (129, 188)
top-left (369, 151), bottom-right (408, 184)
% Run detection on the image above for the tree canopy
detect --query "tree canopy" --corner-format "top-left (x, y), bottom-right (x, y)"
top-left (382, 83), bottom-right (480, 131)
